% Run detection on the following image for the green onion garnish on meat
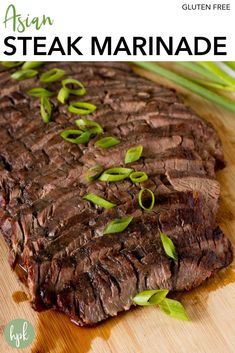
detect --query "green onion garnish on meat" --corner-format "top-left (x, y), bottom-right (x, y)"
top-left (99, 167), bottom-right (133, 182)
top-left (1, 61), bottom-right (23, 68)
top-left (60, 129), bottom-right (90, 144)
top-left (62, 78), bottom-right (86, 96)
top-left (95, 136), bottom-right (120, 149)
top-left (22, 62), bottom-right (44, 70)
top-left (11, 69), bottom-right (38, 81)
top-left (85, 165), bottom-right (104, 182)
top-left (160, 232), bottom-right (178, 261)
top-left (68, 102), bottom-right (97, 115)
top-left (40, 97), bottom-right (52, 124)
top-left (103, 216), bottom-right (133, 235)
top-left (40, 68), bottom-right (65, 83)
top-left (27, 88), bottom-right (54, 98)
top-left (83, 193), bottom-right (116, 209)
top-left (130, 171), bottom-right (148, 183)
top-left (75, 119), bottom-right (103, 135)
top-left (125, 145), bottom-right (143, 164)
top-left (138, 188), bottom-right (155, 211)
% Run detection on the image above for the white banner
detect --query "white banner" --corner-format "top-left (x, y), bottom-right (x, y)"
top-left (0, 0), bottom-right (234, 60)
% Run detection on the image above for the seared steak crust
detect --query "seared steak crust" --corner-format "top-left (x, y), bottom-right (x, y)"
top-left (0, 62), bottom-right (233, 325)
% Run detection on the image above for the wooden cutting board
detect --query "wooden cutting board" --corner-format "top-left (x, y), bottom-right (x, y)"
top-left (0, 64), bottom-right (235, 353)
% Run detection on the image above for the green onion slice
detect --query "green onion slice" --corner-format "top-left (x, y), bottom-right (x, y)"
top-left (85, 165), bottom-right (104, 182)
top-left (83, 193), bottom-right (116, 209)
top-left (57, 87), bottom-right (70, 104)
top-left (95, 136), bottom-right (120, 149)
top-left (11, 69), bottom-right (38, 81)
top-left (68, 102), bottom-right (97, 115)
top-left (40, 97), bottom-right (52, 124)
top-left (99, 167), bottom-right (133, 182)
top-left (125, 145), bottom-right (143, 164)
top-left (40, 68), bottom-right (65, 83)
top-left (1, 61), bottom-right (23, 68)
top-left (159, 298), bottom-right (189, 321)
top-left (22, 62), bottom-right (44, 70)
top-left (75, 119), bottom-right (103, 134)
top-left (130, 171), bottom-right (148, 183)
top-left (27, 88), bottom-right (54, 98)
top-left (103, 216), bottom-right (133, 235)
top-left (160, 232), bottom-right (178, 261)
top-left (62, 78), bottom-right (86, 96)
top-left (138, 188), bottom-right (155, 211)
top-left (133, 289), bottom-right (169, 306)
top-left (60, 129), bottom-right (90, 144)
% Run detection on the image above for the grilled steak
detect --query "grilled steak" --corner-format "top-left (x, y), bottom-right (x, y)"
top-left (0, 62), bottom-right (233, 325)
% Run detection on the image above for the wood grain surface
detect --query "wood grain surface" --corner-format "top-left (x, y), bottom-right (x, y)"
top-left (0, 63), bottom-right (235, 353)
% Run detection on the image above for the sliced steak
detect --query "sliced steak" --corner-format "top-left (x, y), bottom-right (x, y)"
top-left (0, 62), bottom-right (233, 326)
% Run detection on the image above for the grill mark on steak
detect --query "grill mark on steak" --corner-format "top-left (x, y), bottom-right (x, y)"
top-left (0, 62), bottom-right (233, 325)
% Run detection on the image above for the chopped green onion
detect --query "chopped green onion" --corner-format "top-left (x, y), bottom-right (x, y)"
top-left (125, 145), bottom-right (143, 164)
top-left (138, 188), bottom-right (155, 211)
top-left (11, 69), bottom-right (38, 81)
top-left (57, 87), bottom-right (70, 104)
top-left (75, 119), bottom-right (103, 134)
top-left (133, 289), bottom-right (169, 306)
top-left (95, 136), bottom-right (120, 149)
top-left (130, 171), bottom-right (148, 183)
top-left (60, 129), bottom-right (90, 144)
top-left (22, 62), bottom-right (44, 70)
top-left (83, 193), bottom-right (116, 209)
top-left (160, 232), bottom-right (178, 261)
top-left (68, 102), bottom-right (97, 115)
top-left (85, 165), bottom-right (104, 182)
top-left (27, 88), bottom-right (54, 98)
top-left (62, 78), bottom-right (86, 96)
top-left (40, 97), bottom-right (52, 124)
top-left (159, 298), bottom-right (189, 321)
top-left (99, 167), bottom-right (133, 182)
top-left (133, 62), bottom-right (235, 113)
top-left (40, 68), bottom-right (65, 83)
top-left (103, 216), bottom-right (133, 235)
top-left (1, 62), bottom-right (23, 68)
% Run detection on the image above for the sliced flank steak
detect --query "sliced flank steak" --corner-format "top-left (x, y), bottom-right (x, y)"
top-left (0, 62), bottom-right (233, 325)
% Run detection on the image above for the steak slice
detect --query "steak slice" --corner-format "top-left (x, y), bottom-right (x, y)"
top-left (0, 62), bottom-right (233, 326)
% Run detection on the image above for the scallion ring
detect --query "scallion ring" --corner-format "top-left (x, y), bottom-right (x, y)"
top-left (160, 232), bottom-right (178, 261)
top-left (27, 88), bottom-right (54, 98)
top-left (133, 289), bottom-right (169, 306)
top-left (57, 87), bottom-right (70, 104)
top-left (95, 136), bottom-right (120, 149)
top-left (83, 193), bottom-right (116, 209)
top-left (22, 62), bottom-right (44, 70)
top-left (60, 129), bottom-right (90, 144)
top-left (62, 78), bottom-right (86, 96)
top-left (130, 171), bottom-right (148, 183)
top-left (75, 119), bottom-right (103, 134)
top-left (85, 165), bottom-right (104, 182)
top-left (125, 145), bottom-right (143, 164)
top-left (11, 69), bottom-right (38, 81)
top-left (99, 167), bottom-right (133, 182)
top-left (103, 216), bottom-right (133, 235)
top-left (68, 102), bottom-right (97, 115)
top-left (40, 68), bottom-right (65, 83)
top-left (138, 188), bottom-right (155, 211)
top-left (1, 62), bottom-right (23, 68)
top-left (40, 97), bottom-right (52, 124)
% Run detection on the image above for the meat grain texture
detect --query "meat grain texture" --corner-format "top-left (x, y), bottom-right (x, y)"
top-left (0, 62), bottom-right (233, 325)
